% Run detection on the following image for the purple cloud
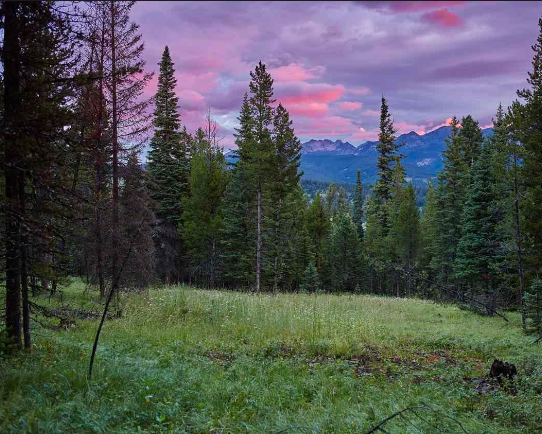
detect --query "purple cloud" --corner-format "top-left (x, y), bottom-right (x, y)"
top-left (132, 1), bottom-right (541, 149)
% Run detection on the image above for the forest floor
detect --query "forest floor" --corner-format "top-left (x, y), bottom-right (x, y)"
top-left (1, 281), bottom-right (541, 433)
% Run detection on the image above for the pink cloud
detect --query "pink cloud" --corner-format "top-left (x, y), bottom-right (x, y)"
top-left (277, 83), bottom-right (345, 105)
top-left (394, 121), bottom-right (428, 135)
top-left (349, 86), bottom-right (371, 96)
top-left (270, 63), bottom-right (326, 82)
top-left (425, 117), bottom-right (460, 132)
top-left (178, 90), bottom-right (206, 111)
top-left (294, 115), bottom-right (355, 136)
top-left (421, 8), bottom-right (462, 27)
top-left (389, 1), bottom-right (465, 12)
top-left (287, 102), bottom-right (329, 119)
top-left (175, 72), bottom-right (219, 93)
top-left (337, 101), bottom-right (363, 111)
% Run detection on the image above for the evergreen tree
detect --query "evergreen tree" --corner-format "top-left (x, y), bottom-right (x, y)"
top-left (147, 46), bottom-right (188, 282)
top-left (276, 185), bottom-right (311, 290)
top-left (232, 63), bottom-right (276, 291)
top-left (181, 137), bottom-right (229, 288)
top-left (118, 153), bottom-right (156, 289)
top-left (221, 165), bottom-right (255, 287)
top-left (1, 1), bottom-right (80, 350)
top-left (491, 103), bottom-right (527, 328)
top-left (513, 17), bottom-right (542, 276)
top-left (434, 117), bottom-right (467, 285)
top-left (324, 210), bottom-right (362, 292)
top-left (300, 261), bottom-right (321, 293)
top-left (353, 170), bottom-right (364, 240)
top-left (420, 182), bottom-right (438, 274)
top-left (524, 278), bottom-right (542, 341)
top-left (457, 115), bottom-right (484, 167)
top-left (389, 183), bottom-right (420, 297)
top-left (305, 193), bottom-right (330, 272)
top-left (266, 103), bottom-right (302, 291)
top-left (221, 95), bottom-right (256, 288)
top-left (324, 183), bottom-right (338, 215)
top-left (374, 97), bottom-right (401, 205)
top-left (364, 193), bottom-right (387, 293)
top-left (454, 144), bottom-right (502, 307)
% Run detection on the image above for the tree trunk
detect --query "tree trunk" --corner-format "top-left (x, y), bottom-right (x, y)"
top-left (110, 1), bottom-right (120, 302)
top-left (95, 12), bottom-right (106, 298)
top-left (273, 198), bottom-right (282, 293)
top-left (513, 157), bottom-right (526, 331)
top-left (256, 186), bottom-right (262, 292)
top-left (20, 173), bottom-right (31, 349)
top-left (4, 1), bottom-right (23, 351)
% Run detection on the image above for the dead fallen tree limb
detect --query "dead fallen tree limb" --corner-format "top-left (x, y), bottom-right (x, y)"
top-left (88, 215), bottom-right (148, 380)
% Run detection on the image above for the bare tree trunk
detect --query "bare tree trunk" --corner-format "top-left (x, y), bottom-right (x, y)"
top-left (110, 1), bottom-right (120, 306)
top-left (4, 1), bottom-right (22, 351)
top-left (96, 161), bottom-right (106, 297)
top-left (513, 156), bottom-right (526, 331)
top-left (256, 186), bottom-right (262, 292)
top-left (397, 272), bottom-right (402, 298)
top-left (273, 198), bottom-right (282, 293)
top-left (20, 173), bottom-right (31, 349)
top-left (96, 14), bottom-right (106, 298)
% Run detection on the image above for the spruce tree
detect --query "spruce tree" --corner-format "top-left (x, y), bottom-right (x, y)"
top-left (363, 194), bottom-right (387, 293)
top-left (221, 166), bottom-right (255, 287)
top-left (267, 103), bottom-right (302, 291)
top-left (513, 17), bottom-right (542, 276)
top-left (2, 1), bottom-right (80, 349)
top-left (457, 115), bottom-right (484, 167)
top-left (148, 46), bottom-right (187, 221)
top-left (300, 261), bottom-right (321, 293)
top-left (147, 46), bottom-right (189, 282)
top-left (389, 183), bottom-right (420, 297)
top-left (181, 137), bottom-right (229, 288)
top-left (221, 94), bottom-right (256, 288)
top-left (353, 170), bottom-right (364, 240)
top-left (374, 97), bottom-right (400, 205)
top-left (373, 96), bottom-right (402, 236)
top-left (324, 209), bottom-right (362, 292)
top-left (434, 117), bottom-right (467, 285)
top-left (420, 182), bottom-right (438, 275)
top-left (454, 144), bottom-right (501, 307)
top-left (524, 278), bottom-right (542, 341)
top-left (491, 103), bottom-right (527, 328)
top-left (305, 193), bottom-right (330, 272)
top-left (118, 153), bottom-right (156, 289)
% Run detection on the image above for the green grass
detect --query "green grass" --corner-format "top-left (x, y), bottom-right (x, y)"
top-left (1, 281), bottom-right (541, 433)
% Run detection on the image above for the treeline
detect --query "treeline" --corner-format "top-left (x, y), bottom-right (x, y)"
top-left (301, 179), bottom-right (428, 207)
top-left (2, 2), bottom-right (542, 352)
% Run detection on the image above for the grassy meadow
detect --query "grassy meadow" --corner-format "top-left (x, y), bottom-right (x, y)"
top-left (1, 282), bottom-right (541, 433)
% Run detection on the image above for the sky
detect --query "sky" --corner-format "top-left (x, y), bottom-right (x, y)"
top-left (133, 1), bottom-right (542, 149)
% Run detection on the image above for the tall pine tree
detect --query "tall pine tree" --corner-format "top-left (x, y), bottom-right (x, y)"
top-left (454, 144), bottom-right (502, 311)
top-left (147, 46), bottom-right (189, 283)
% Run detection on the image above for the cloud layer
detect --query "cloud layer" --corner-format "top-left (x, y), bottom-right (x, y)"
top-left (133, 1), bottom-right (540, 148)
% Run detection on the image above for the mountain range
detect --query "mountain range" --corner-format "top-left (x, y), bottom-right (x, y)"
top-left (226, 125), bottom-right (493, 185)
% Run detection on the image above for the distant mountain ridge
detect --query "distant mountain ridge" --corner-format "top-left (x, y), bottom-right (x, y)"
top-left (298, 126), bottom-right (493, 184)
top-left (225, 126), bottom-right (493, 185)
